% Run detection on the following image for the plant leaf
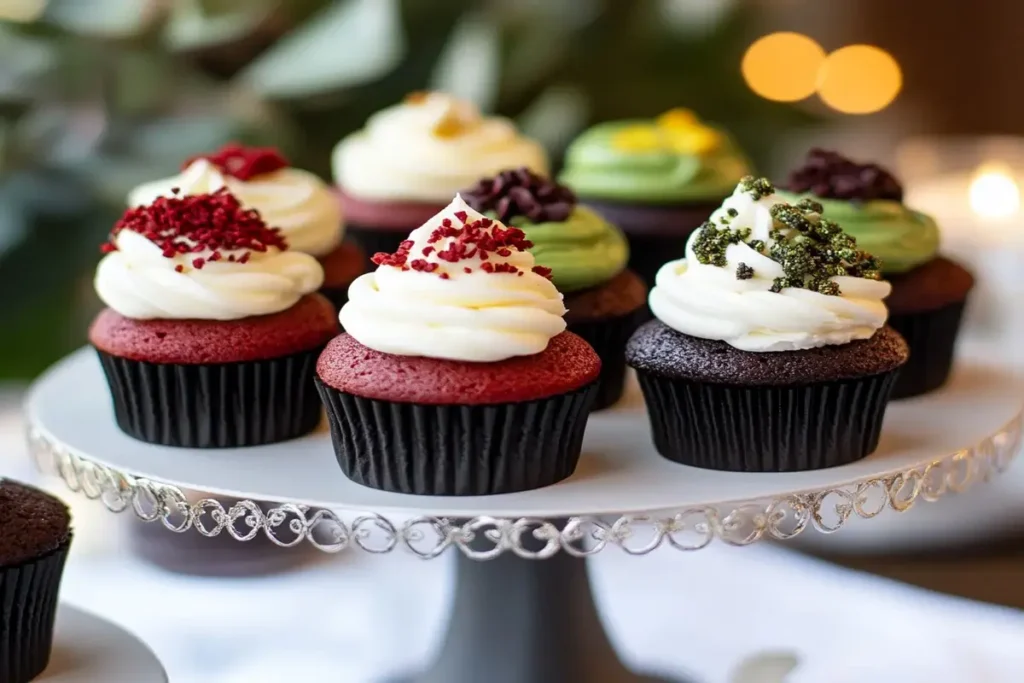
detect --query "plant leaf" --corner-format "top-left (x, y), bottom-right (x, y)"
top-left (164, 0), bottom-right (277, 50)
top-left (42, 0), bottom-right (164, 37)
top-left (238, 0), bottom-right (404, 99)
top-left (0, 25), bottom-right (56, 99)
top-left (429, 10), bottom-right (499, 109)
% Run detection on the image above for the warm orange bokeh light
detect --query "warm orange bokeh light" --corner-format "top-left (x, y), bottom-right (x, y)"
top-left (817, 44), bottom-right (902, 114)
top-left (741, 32), bottom-right (826, 103)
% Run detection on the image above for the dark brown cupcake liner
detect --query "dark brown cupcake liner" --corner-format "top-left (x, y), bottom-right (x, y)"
top-left (568, 308), bottom-right (645, 411)
top-left (887, 300), bottom-right (967, 400)
top-left (634, 370), bottom-right (900, 472)
top-left (346, 224), bottom-right (409, 266)
top-left (95, 348), bottom-right (325, 448)
top-left (0, 539), bottom-right (71, 683)
top-left (316, 379), bottom-right (597, 495)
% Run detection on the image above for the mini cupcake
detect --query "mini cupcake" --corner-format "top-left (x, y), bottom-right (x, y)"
top-left (129, 143), bottom-right (364, 309)
top-left (560, 108), bottom-right (751, 290)
top-left (90, 189), bottom-right (336, 448)
top-left (780, 149), bottom-right (974, 398)
top-left (0, 481), bottom-right (72, 683)
top-left (463, 168), bottom-right (646, 410)
top-left (626, 177), bottom-right (909, 472)
top-left (316, 195), bottom-right (600, 495)
top-left (332, 91), bottom-right (548, 260)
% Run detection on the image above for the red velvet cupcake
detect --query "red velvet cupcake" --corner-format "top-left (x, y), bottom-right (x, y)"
top-left (128, 143), bottom-right (364, 309)
top-left (90, 189), bottom-right (336, 448)
top-left (316, 195), bottom-right (600, 495)
top-left (331, 91), bottom-right (548, 261)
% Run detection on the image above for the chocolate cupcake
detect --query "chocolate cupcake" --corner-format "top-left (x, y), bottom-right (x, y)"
top-left (129, 143), bottom-right (364, 310)
top-left (332, 92), bottom-right (548, 260)
top-left (91, 189), bottom-right (337, 448)
top-left (781, 149), bottom-right (974, 398)
top-left (0, 481), bottom-right (72, 683)
top-left (626, 177), bottom-right (908, 472)
top-left (317, 195), bottom-right (600, 495)
top-left (463, 168), bottom-right (646, 410)
top-left (560, 109), bottom-right (751, 290)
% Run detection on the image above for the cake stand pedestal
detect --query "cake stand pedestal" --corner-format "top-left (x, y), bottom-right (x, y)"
top-left (41, 604), bottom-right (166, 683)
top-left (24, 349), bottom-right (1024, 683)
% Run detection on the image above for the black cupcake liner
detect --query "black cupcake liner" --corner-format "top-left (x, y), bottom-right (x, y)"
top-left (568, 308), bottom-right (645, 411)
top-left (316, 379), bottom-right (597, 495)
top-left (0, 540), bottom-right (71, 683)
top-left (346, 225), bottom-right (408, 266)
top-left (95, 348), bottom-right (325, 448)
top-left (887, 300), bottom-right (967, 399)
top-left (634, 370), bottom-right (900, 472)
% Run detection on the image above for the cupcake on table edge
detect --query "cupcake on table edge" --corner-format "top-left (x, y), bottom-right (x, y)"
top-left (463, 168), bottom-right (646, 410)
top-left (780, 149), bottom-right (974, 398)
top-left (626, 177), bottom-right (909, 472)
top-left (559, 108), bottom-right (752, 290)
top-left (90, 189), bottom-right (336, 448)
top-left (0, 480), bottom-right (72, 683)
top-left (129, 143), bottom-right (363, 310)
top-left (332, 91), bottom-right (549, 260)
top-left (316, 195), bottom-right (601, 496)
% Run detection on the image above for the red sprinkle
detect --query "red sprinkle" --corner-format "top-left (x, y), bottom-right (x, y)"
top-left (101, 188), bottom-right (288, 270)
top-left (182, 143), bottom-right (289, 181)
top-left (532, 265), bottom-right (552, 278)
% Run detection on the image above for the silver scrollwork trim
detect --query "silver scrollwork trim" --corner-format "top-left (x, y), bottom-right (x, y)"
top-left (24, 410), bottom-right (1024, 558)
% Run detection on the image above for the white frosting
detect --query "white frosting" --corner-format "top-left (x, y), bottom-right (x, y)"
top-left (649, 184), bottom-right (892, 352)
top-left (95, 229), bottom-right (324, 321)
top-left (332, 93), bottom-right (549, 203)
top-left (128, 160), bottom-right (343, 257)
top-left (340, 195), bottom-right (566, 362)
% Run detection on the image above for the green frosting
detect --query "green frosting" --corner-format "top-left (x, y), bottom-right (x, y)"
top-left (777, 192), bottom-right (939, 274)
top-left (558, 120), bottom-right (752, 204)
top-left (516, 206), bottom-right (628, 292)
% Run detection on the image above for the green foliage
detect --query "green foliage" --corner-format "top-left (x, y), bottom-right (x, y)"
top-left (0, 0), bottom-right (819, 379)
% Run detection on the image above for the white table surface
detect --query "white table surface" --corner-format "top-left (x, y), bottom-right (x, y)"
top-left (4, 390), bottom-right (1024, 683)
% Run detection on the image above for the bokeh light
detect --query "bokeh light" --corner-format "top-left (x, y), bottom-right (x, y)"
top-left (817, 44), bottom-right (902, 114)
top-left (969, 164), bottom-right (1021, 219)
top-left (741, 32), bottom-right (826, 103)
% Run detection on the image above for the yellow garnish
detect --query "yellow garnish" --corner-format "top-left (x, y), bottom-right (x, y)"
top-left (432, 111), bottom-right (467, 138)
top-left (405, 91), bottom-right (429, 105)
top-left (611, 108), bottom-right (721, 154)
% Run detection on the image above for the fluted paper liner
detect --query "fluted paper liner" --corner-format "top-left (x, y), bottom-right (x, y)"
top-left (568, 309), bottom-right (644, 411)
top-left (95, 348), bottom-right (325, 448)
top-left (635, 370), bottom-right (900, 472)
top-left (0, 540), bottom-right (70, 683)
top-left (316, 379), bottom-right (597, 495)
top-left (888, 300), bottom-right (966, 400)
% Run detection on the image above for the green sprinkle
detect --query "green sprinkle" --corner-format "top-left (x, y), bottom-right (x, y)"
top-left (739, 175), bottom-right (775, 200)
top-left (736, 262), bottom-right (754, 280)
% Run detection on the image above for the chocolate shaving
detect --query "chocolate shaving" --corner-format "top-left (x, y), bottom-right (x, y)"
top-left (785, 148), bottom-right (904, 202)
top-left (463, 168), bottom-right (576, 224)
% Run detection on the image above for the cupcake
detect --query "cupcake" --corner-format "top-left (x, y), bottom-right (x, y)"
top-left (626, 177), bottom-right (909, 472)
top-left (780, 149), bottom-right (974, 398)
top-left (0, 481), bottom-right (72, 683)
top-left (560, 108), bottom-right (751, 290)
top-left (90, 189), bottom-right (336, 448)
top-left (316, 195), bottom-right (600, 495)
top-left (332, 91), bottom-right (548, 260)
top-left (129, 143), bottom-right (364, 310)
top-left (463, 168), bottom-right (646, 410)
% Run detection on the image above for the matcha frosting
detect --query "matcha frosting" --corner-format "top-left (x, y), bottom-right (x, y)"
top-left (559, 109), bottom-right (751, 204)
top-left (519, 206), bottom-right (628, 292)
top-left (777, 193), bottom-right (939, 274)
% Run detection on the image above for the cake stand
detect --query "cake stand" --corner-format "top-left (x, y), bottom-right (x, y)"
top-left (24, 348), bottom-right (1024, 683)
top-left (41, 604), bottom-right (166, 682)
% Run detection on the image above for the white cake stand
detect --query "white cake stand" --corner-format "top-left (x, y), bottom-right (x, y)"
top-left (24, 348), bottom-right (1024, 683)
top-left (39, 604), bottom-right (166, 682)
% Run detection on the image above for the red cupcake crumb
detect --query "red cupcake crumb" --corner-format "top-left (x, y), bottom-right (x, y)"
top-left (316, 332), bottom-right (601, 405)
top-left (183, 143), bottom-right (289, 181)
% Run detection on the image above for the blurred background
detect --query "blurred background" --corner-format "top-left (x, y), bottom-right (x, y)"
top-left (3, 1), bottom-right (1024, 681)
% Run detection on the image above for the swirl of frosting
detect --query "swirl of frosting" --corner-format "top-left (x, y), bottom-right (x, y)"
top-left (464, 168), bottom-right (627, 292)
top-left (95, 190), bottom-right (324, 321)
top-left (332, 92), bottom-right (549, 204)
top-left (339, 195), bottom-right (566, 362)
top-left (649, 179), bottom-right (892, 352)
top-left (560, 109), bottom-right (751, 203)
top-left (128, 148), bottom-right (342, 258)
